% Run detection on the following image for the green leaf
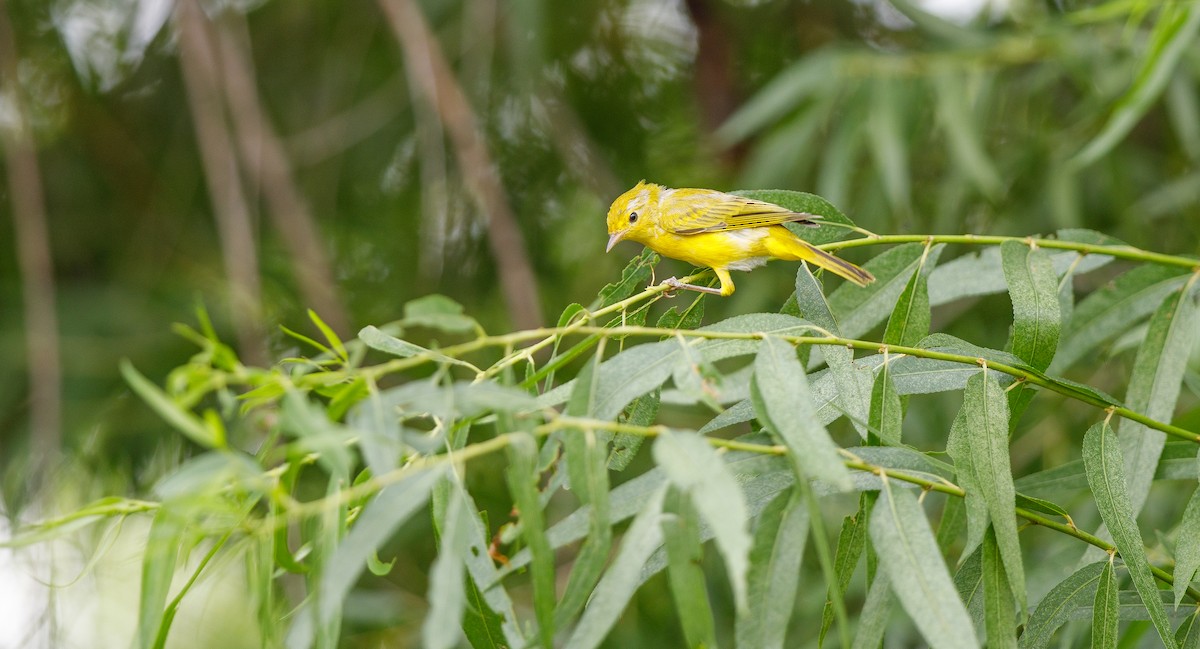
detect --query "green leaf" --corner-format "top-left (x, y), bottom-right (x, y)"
top-left (564, 487), bottom-right (667, 649)
top-left (308, 308), bottom-right (348, 362)
top-left (1003, 239), bottom-right (1060, 422)
top-left (1014, 493), bottom-right (1073, 522)
top-left (662, 492), bottom-right (717, 649)
top-left (403, 294), bottom-right (478, 333)
top-left (870, 480), bottom-right (979, 649)
top-left (1002, 241), bottom-right (1061, 373)
top-left (462, 572), bottom-right (510, 649)
top-left (656, 291), bottom-right (707, 330)
top-left (1072, 4), bottom-right (1200, 168)
top-left (869, 362), bottom-right (903, 445)
top-left (1174, 484), bottom-right (1200, 608)
top-left (1093, 560), bottom-right (1120, 649)
top-left (795, 263), bottom-right (870, 437)
top-left (597, 248), bottom-right (658, 307)
top-left (867, 77), bottom-right (911, 215)
top-left (715, 51), bottom-right (839, 145)
top-left (752, 336), bottom-right (853, 490)
top-left (829, 243), bottom-right (937, 340)
top-left (319, 469), bottom-right (441, 626)
top-left (608, 390), bottom-right (660, 471)
top-left (821, 498), bottom-right (867, 645)
top-left (1019, 561), bottom-right (1106, 649)
top-left (946, 372), bottom-right (1026, 611)
top-left (1052, 264), bottom-right (1190, 372)
top-left (1119, 275), bottom-right (1200, 515)
top-left (506, 434), bottom-right (554, 648)
top-left (732, 189), bottom-right (857, 246)
top-left (983, 529), bottom-right (1018, 649)
top-left (654, 429), bottom-right (752, 612)
top-left (934, 70), bottom-right (1002, 198)
top-left (358, 325), bottom-right (478, 369)
top-left (424, 480), bottom-right (473, 649)
top-left (121, 359), bottom-right (224, 449)
top-left (852, 572), bottom-right (895, 649)
top-left (1082, 420), bottom-right (1176, 647)
top-left (954, 546), bottom-right (985, 630)
top-left (138, 509), bottom-right (184, 649)
top-left (1179, 612), bottom-right (1200, 649)
top-left (736, 487), bottom-right (808, 649)
top-left (883, 244), bottom-right (933, 349)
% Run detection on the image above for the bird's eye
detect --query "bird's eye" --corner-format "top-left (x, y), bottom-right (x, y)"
top-left (629, 211), bottom-right (638, 223)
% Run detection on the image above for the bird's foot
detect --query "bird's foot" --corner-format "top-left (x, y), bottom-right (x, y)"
top-left (658, 276), bottom-right (684, 297)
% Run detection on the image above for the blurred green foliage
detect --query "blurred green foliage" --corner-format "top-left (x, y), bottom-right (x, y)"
top-left (2, 0), bottom-right (1200, 646)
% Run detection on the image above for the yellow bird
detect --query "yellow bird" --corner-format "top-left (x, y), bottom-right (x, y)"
top-left (605, 181), bottom-right (875, 296)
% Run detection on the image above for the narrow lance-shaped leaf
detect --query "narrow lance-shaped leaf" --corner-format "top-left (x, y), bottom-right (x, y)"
top-left (752, 336), bottom-right (853, 490)
top-left (1051, 264), bottom-right (1189, 372)
top-left (654, 429), bottom-right (752, 612)
top-left (1083, 420), bottom-right (1176, 647)
top-left (883, 244), bottom-right (933, 349)
top-left (1072, 4), bottom-right (1200, 168)
top-left (851, 571), bottom-right (894, 649)
top-left (319, 469), bottom-right (441, 626)
top-left (608, 390), bottom-right (660, 471)
top-left (954, 547), bottom-right (985, 630)
top-left (137, 509), bottom-right (185, 649)
top-left (122, 359), bottom-right (224, 449)
top-left (869, 357), bottom-right (903, 446)
top-left (662, 492), bottom-right (717, 649)
top-left (946, 371), bottom-right (1026, 613)
top-left (1002, 241), bottom-right (1062, 372)
top-left (1180, 612), bottom-right (1200, 649)
top-left (1092, 559), bottom-right (1119, 649)
top-left (828, 243), bottom-right (932, 340)
top-left (982, 529), bottom-right (1018, 649)
top-left (505, 434), bottom-right (554, 648)
top-left (1018, 561), bottom-right (1106, 649)
top-left (424, 480), bottom-right (473, 649)
top-left (870, 480), bottom-right (979, 649)
top-left (736, 487), bottom-right (809, 649)
top-left (1002, 241), bottom-right (1062, 425)
top-left (564, 488), bottom-right (667, 649)
top-left (1119, 274), bottom-right (1200, 516)
top-left (556, 355), bottom-right (614, 626)
top-left (1175, 479), bottom-right (1200, 608)
top-left (820, 500), bottom-right (867, 645)
top-left (794, 263), bottom-right (870, 437)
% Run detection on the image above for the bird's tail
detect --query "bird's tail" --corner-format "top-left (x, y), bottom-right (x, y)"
top-left (766, 231), bottom-right (875, 287)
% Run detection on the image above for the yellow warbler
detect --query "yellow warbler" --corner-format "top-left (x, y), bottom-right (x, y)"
top-left (605, 181), bottom-right (875, 296)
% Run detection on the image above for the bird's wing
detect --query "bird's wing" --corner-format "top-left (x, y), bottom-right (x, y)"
top-left (660, 191), bottom-right (822, 234)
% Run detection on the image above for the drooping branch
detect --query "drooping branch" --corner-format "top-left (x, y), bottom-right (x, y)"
top-left (175, 0), bottom-right (268, 365)
top-left (0, 0), bottom-right (61, 466)
top-left (205, 8), bottom-right (352, 337)
top-left (379, 0), bottom-right (544, 330)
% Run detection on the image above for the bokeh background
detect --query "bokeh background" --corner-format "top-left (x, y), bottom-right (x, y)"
top-left (2, 0), bottom-right (1200, 645)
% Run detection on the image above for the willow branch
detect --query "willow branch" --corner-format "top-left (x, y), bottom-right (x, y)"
top-left (821, 233), bottom-right (1200, 270)
top-left (378, 0), bottom-right (544, 330)
top-left (0, 0), bottom-right (62, 466)
top-left (205, 6), bottom-right (351, 336)
top-left (175, 0), bottom-right (268, 365)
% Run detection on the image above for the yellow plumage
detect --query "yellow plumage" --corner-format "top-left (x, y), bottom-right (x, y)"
top-left (605, 181), bottom-right (874, 296)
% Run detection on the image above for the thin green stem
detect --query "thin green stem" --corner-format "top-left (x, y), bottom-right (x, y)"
top-left (820, 234), bottom-right (1199, 270)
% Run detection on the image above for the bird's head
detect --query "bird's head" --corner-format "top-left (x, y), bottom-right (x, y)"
top-left (606, 180), bottom-right (661, 252)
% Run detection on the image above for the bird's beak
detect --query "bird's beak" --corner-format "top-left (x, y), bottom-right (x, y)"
top-left (606, 231), bottom-right (626, 253)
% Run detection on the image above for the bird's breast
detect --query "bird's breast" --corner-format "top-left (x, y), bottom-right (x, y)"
top-left (640, 227), bottom-right (770, 269)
